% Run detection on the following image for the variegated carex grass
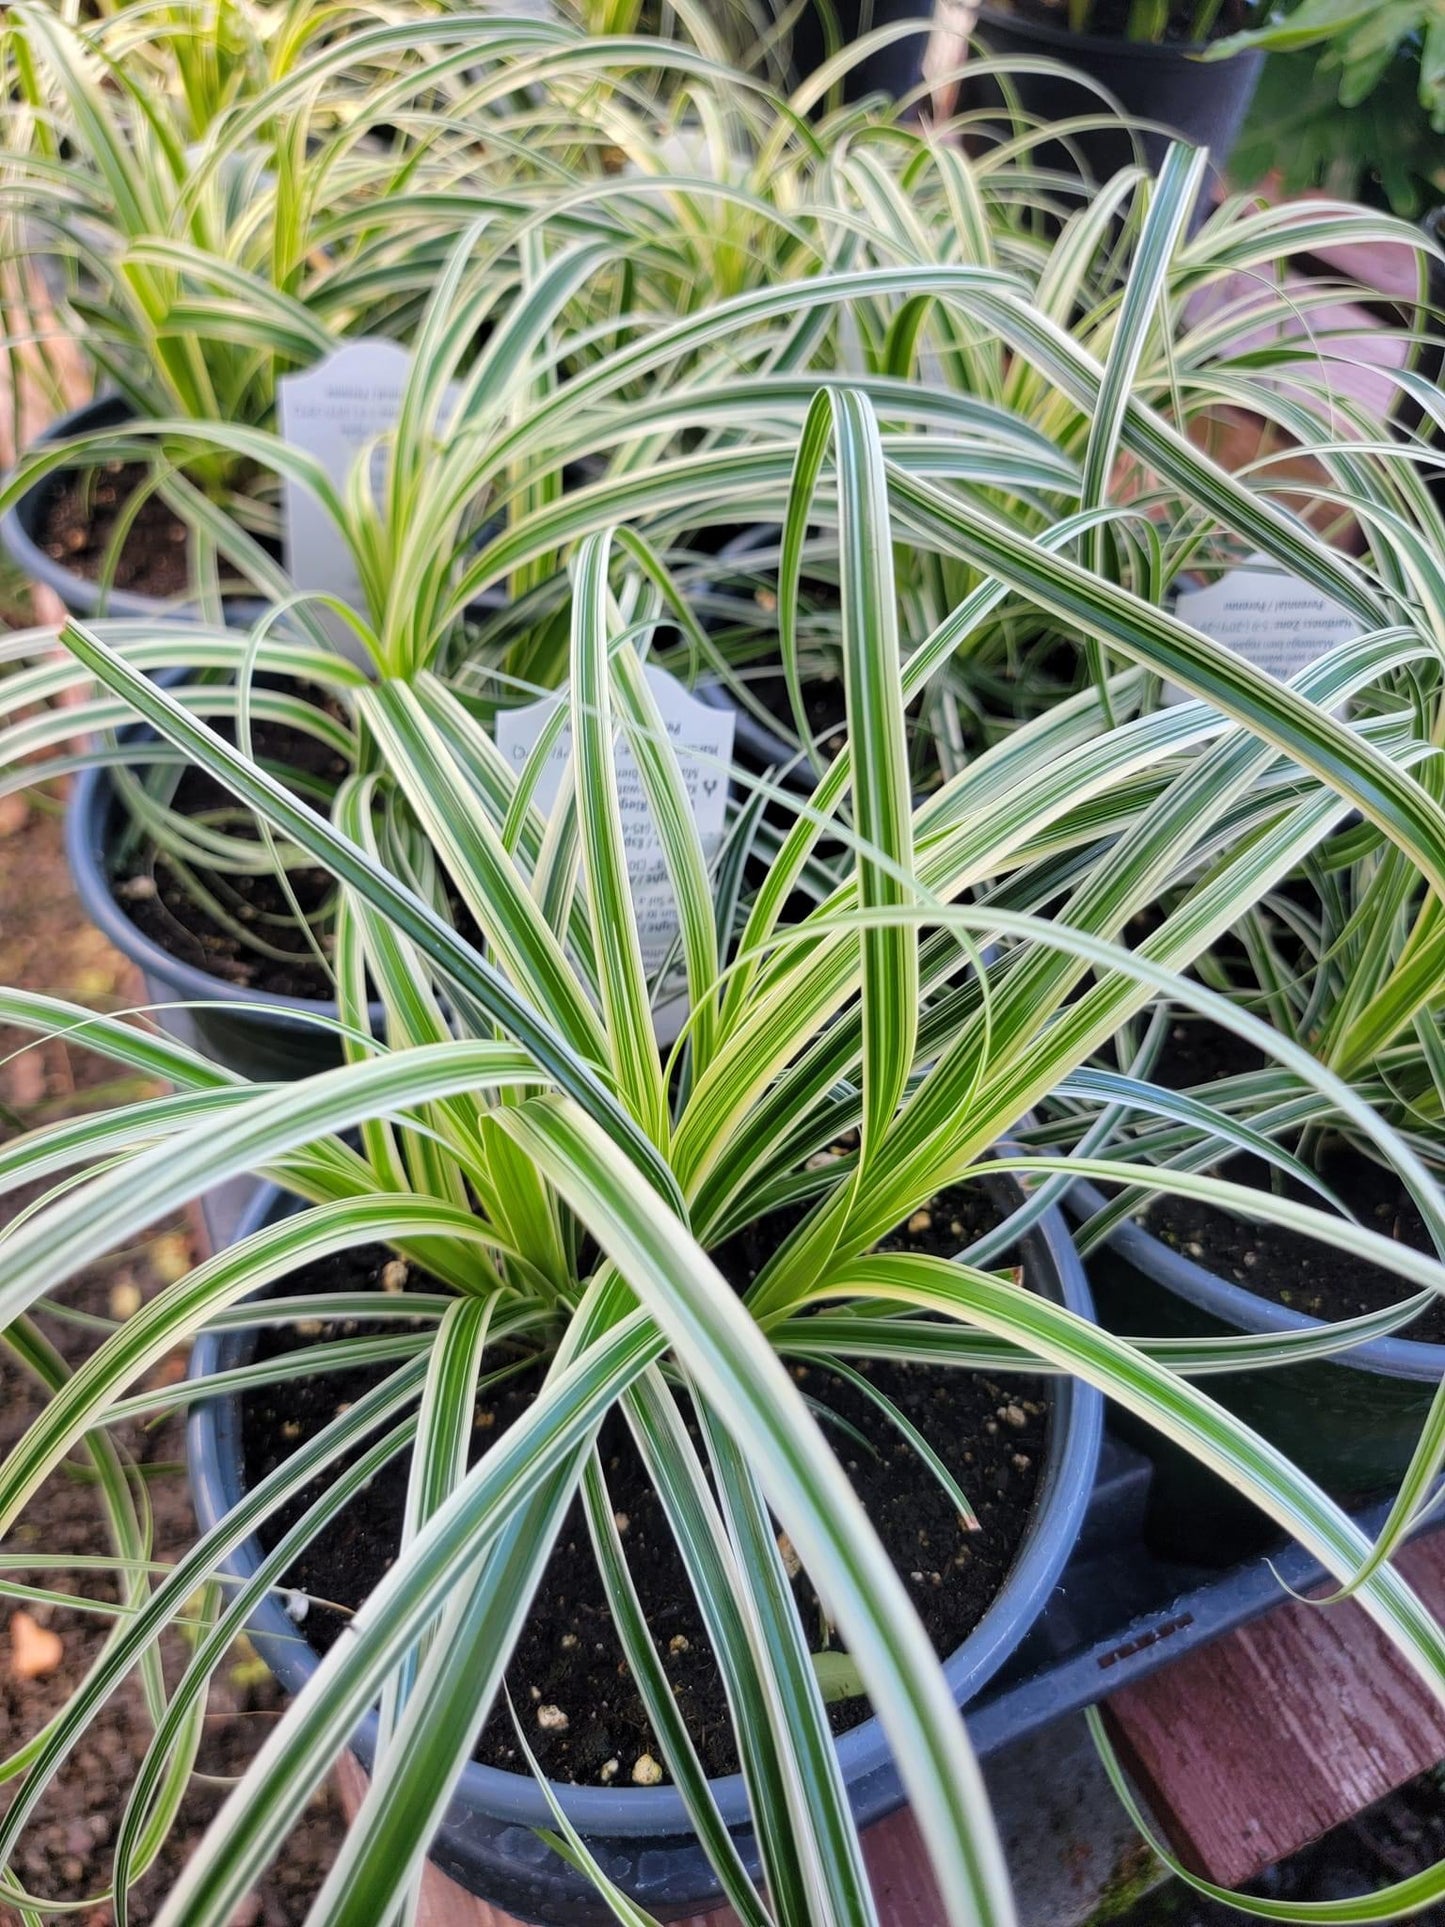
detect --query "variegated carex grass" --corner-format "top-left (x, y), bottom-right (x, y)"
top-left (4, 348), bottom-right (1445, 1923)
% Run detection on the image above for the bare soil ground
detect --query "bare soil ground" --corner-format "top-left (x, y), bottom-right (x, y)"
top-left (0, 789), bottom-right (344, 1926)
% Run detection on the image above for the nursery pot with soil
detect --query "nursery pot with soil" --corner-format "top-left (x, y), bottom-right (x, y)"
top-left (187, 1177), bottom-right (1103, 1925)
top-left (1070, 1154), bottom-right (1445, 1560)
top-left (1, 395), bottom-right (268, 623)
top-left (663, 525), bottom-right (811, 783)
top-left (66, 750), bottom-right (380, 1084)
top-left (965, 6), bottom-right (1264, 186)
top-left (696, 667), bottom-right (848, 792)
top-left (784, 0), bottom-right (948, 106)
top-left (63, 642), bottom-right (763, 1085)
top-left (689, 528), bottom-right (957, 800)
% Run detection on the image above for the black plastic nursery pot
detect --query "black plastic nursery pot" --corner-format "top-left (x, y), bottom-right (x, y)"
top-left (4, 396), bottom-right (178, 620)
top-left (1, 395), bottom-right (269, 623)
top-left (1070, 1176), bottom-right (1445, 1542)
top-left (966, 7), bottom-right (1264, 184)
top-left (695, 671), bottom-right (836, 791)
top-left (785, 0), bottom-right (946, 105)
top-left (188, 1181), bottom-right (1104, 1926)
top-left (689, 528), bottom-right (942, 798)
top-left (66, 759), bottom-right (379, 1082)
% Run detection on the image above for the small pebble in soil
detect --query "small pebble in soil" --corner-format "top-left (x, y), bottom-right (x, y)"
top-left (600, 1758), bottom-right (619, 1783)
top-left (244, 1191), bottom-right (1050, 1787)
top-left (380, 1260), bottom-right (407, 1293)
top-left (108, 1278), bottom-right (142, 1320)
top-left (907, 1210), bottom-right (932, 1234)
top-left (776, 1533), bottom-right (802, 1579)
top-left (9, 1610), bottom-right (63, 1680)
top-left (632, 1754), bottom-right (663, 1785)
top-left (115, 875), bottom-right (157, 901)
top-left (536, 1704), bottom-right (569, 1733)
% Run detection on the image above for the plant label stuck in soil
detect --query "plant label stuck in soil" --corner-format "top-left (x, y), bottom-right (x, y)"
top-left (278, 340), bottom-right (457, 655)
top-left (1169, 559), bottom-right (1361, 709)
top-left (497, 669), bottom-right (734, 1042)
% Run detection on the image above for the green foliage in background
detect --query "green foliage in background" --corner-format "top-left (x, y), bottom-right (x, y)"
top-left (1220, 0), bottom-right (1445, 216)
top-left (1231, 43), bottom-right (1445, 214)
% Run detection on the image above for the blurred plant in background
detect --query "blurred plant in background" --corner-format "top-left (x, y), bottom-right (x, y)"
top-left (1222, 0), bottom-right (1445, 216)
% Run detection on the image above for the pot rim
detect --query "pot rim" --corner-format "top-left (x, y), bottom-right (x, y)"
top-left (973, 3), bottom-right (1246, 61)
top-left (4, 394), bottom-right (501, 631)
top-left (188, 1169), bottom-right (1102, 1839)
top-left (67, 757), bottom-right (384, 1029)
top-left (1069, 1175), bottom-right (1445, 1382)
top-left (0, 394), bottom-right (202, 622)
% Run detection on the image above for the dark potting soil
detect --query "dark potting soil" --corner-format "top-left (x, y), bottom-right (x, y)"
top-left (242, 1184), bottom-right (1050, 1785)
top-left (741, 669), bottom-right (960, 783)
top-left (111, 705), bottom-right (349, 1000)
top-left (1141, 1013), bottom-right (1270, 1091)
top-left (1145, 1149), bottom-right (1445, 1344)
top-left (1135, 1020), bottom-right (1445, 1345)
top-left (737, 668), bottom-right (848, 767)
top-left (34, 462), bottom-right (273, 604)
top-left (39, 463), bottom-right (192, 599)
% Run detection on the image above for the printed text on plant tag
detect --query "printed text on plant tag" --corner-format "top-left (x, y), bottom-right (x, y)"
top-left (1173, 564), bottom-right (1361, 684)
top-left (496, 669), bottom-right (734, 1039)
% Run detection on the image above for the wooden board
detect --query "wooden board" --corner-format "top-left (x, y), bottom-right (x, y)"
top-left (1103, 1527), bottom-right (1445, 1889)
top-left (332, 1753), bottom-right (944, 1926)
top-left (1222, 177), bottom-right (1429, 312)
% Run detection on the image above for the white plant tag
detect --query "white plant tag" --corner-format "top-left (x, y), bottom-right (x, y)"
top-left (497, 668), bottom-right (735, 1042)
top-left (278, 339), bottom-right (416, 623)
top-left (1171, 559), bottom-right (1362, 705)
